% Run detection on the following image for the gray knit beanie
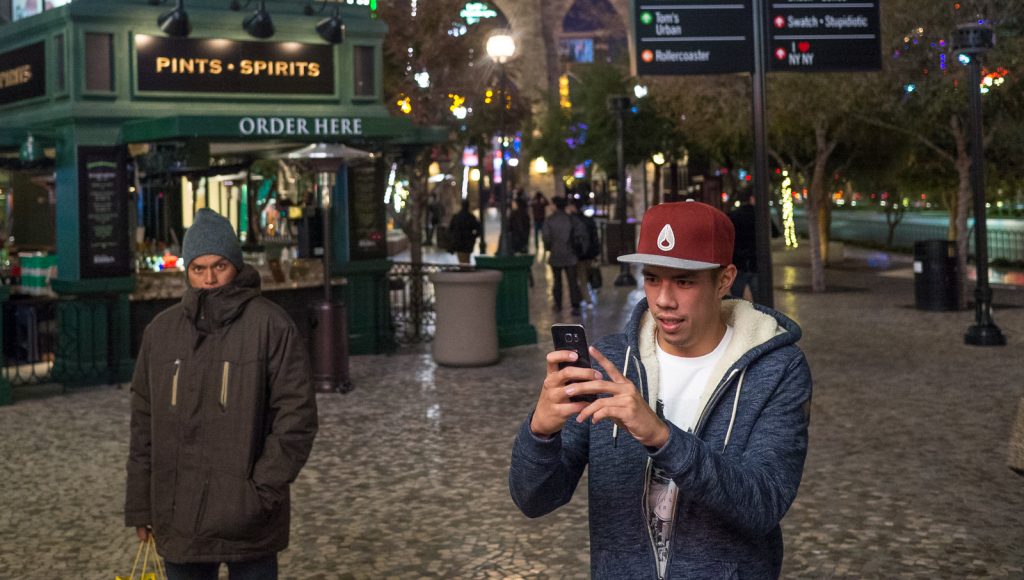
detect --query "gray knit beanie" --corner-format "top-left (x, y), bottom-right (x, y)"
top-left (181, 208), bottom-right (244, 270)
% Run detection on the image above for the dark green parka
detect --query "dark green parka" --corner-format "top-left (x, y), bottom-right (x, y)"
top-left (125, 266), bottom-right (318, 563)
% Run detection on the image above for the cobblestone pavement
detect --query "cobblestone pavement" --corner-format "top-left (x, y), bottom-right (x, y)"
top-left (1, 243), bottom-right (1023, 579)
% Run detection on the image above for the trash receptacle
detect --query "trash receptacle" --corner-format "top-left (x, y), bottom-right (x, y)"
top-left (913, 240), bottom-right (960, 311)
top-left (430, 269), bottom-right (502, 366)
top-left (604, 220), bottom-right (637, 263)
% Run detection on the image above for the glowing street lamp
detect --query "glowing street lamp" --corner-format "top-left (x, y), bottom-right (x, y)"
top-left (486, 31), bottom-right (516, 256)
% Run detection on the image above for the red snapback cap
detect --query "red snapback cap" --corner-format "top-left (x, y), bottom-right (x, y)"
top-left (618, 201), bottom-right (734, 270)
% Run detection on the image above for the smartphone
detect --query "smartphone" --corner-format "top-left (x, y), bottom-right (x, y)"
top-left (551, 323), bottom-right (596, 403)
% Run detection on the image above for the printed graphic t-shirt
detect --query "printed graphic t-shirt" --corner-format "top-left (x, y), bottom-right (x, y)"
top-left (646, 326), bottom-right (733, 579)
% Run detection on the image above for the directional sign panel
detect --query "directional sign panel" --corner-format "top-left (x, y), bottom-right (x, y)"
top-left (767, 0), bottom-right (881, 72)
top-left (634, 1), bottom-right (754, 75)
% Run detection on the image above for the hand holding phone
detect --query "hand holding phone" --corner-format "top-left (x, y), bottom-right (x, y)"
top-left (551, 323), bottom-right (597, 403)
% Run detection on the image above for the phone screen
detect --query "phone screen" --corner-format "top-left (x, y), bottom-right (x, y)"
top-left (551, 323), bottom-right (596, 403)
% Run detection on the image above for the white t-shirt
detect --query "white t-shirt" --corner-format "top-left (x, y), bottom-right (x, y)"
top-left (647, 325), bottom-right (733, 579)
top-left (656, 325), bottom-right (734, 432)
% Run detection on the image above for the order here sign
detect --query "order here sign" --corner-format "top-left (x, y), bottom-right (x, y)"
top-left (634, 0), bottom-right (880, 75)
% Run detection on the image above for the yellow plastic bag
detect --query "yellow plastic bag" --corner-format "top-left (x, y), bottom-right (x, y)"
top-left (115, 535), bottom-right (166, 580)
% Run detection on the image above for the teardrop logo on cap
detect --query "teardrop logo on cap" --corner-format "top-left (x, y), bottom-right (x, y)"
top-left (657, 224), bottom-right (675, 251)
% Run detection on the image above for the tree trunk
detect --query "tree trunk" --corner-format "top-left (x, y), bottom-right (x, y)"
top-left (951, 114), bottom-right (971, 310)
top-left (405, 154), bottom-right (431, 338)
top-left (808, 121), bottom-right (837, 293)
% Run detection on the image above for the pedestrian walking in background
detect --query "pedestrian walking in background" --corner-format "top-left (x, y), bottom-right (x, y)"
top-left (729, 190), bottom-right (778, 301)
top-left (541, 196), bottom-right (583, 315)
top-left (570, 199), bottom-right (601, 308)
top-left (126, 208), bottom-right (318, 580)
top-left (448, 199), bottom-right (481, 264)
top-left (729, 190), bottom-right (758, 301)
top-left (424, 192), bottom-right (444, 247)
top-left (530, 191), bottom-right (550, 253)
top-left (511, 201), bottom-right (812, 579)
top-left (509, 196), bottom-right (532, 255)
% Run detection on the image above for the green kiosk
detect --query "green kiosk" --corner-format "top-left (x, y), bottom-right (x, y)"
top-left (0, 0), bottom-right (446, 400)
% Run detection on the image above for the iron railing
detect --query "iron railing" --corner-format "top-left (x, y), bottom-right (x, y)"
top-left (2, 296), bottom-right (57, 386)
top-left (2, 295), bottom-right (122, 389)
top-left (388, 262), bottom-right (473, 344)
top-left (795, 212), bottom-right (1024, 263)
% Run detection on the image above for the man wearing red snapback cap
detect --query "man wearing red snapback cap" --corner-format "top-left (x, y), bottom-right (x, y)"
top-left (510, 201), bottom-right (812, 579)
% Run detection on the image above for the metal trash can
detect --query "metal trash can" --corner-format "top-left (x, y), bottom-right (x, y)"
top-left (913, 240), bottom-right (960, 311)
top-left (430, 269), bottom-right (502, 366)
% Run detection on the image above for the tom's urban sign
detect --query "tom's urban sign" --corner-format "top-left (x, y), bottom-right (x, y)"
top-left (0, 42), bottom-right (46, 106)
top-left (135, 34), bottom-right (334, 94)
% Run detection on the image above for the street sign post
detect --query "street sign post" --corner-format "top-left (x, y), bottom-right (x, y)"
top-left (634, 1), bottom-right (754, 75)
top-left (767, 0), bottom-right (881, 72)
top-left (630, 0), bottom-right (881, 308)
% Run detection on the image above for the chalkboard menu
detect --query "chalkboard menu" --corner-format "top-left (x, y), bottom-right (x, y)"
top-left (347, 161), bottom-right (387, 261)
top-left (78, 146), bottom-right (131, 278)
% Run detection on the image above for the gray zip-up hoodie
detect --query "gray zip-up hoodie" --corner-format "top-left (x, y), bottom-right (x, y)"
top-left (509, 298), bottom-right (812, 579)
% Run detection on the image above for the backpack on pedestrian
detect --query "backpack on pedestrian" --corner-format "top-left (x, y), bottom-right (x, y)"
top-left (570, 215), bottom-right (592, 260)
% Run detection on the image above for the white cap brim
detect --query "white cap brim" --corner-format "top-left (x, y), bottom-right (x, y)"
top-left (617, 253), bottom-right (721, 270)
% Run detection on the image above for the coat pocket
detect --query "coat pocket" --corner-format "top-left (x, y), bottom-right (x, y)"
top-left (667, 558), bottom-right (740, 579)
top-left (195, 474), bottom-right (270, 541)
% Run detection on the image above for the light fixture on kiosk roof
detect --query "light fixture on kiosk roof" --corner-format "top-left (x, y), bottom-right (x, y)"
top-left (149, 0), bottom-right (191, 38)
top-left (305, 0), bottom-right (346, 44)
top-left (231, 0), bottom-right (275, 39)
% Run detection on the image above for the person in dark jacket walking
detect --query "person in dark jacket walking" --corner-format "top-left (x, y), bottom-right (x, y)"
top-left (448, 199), bottom-right (481, 264)
top-left (530, 191), bottom-right (550, 252)
top-left (424, 192), bottom-right (444, 246)
top-left (570, 199), bottom-right (601, 308)
top-left (541, 196), bottom-right (584, 315)
top-left (729, 190), bottom-right (778, 301)
top-left (126, 209), bottom-right (318, 580)
top-left (510, 201), bottom-right (812, 579)
top-left (509, 196), bottom-right (532, 254)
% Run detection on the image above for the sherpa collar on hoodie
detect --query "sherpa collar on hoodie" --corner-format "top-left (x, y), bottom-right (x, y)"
top-left (631, 297), bottom-right (798, 420)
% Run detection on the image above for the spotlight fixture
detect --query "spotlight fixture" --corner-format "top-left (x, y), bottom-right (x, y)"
top-left (316, 8), bottom-right (345, 43)
top-left (306, 1), bottom-right (346, 44)
top-left (233, 0), bottom-right (274, 39)
top-left (151, 0), bottom-right (191, 38)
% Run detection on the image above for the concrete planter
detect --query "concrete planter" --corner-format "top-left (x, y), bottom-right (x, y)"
top-left (430, 269), bottom-right (502, 367)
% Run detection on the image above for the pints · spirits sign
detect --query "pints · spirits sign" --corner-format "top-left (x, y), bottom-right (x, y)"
top-left (134, 34), bottom-right (335, 95)
top-left (0, 42), bottom-right (45, 106)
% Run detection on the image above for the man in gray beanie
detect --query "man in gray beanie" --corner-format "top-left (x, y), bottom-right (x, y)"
top-left (126, 208), bottom-right (318, 579)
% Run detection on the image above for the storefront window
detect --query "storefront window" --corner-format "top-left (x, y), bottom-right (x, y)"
top-left (353, 45), bottom-right (375, 97)
top-left (55, 33), bottom-right (66, 94)
top-left (10, 0), bottom-right (71, 22)
top-left (84, 32), bottom-right (113, 92)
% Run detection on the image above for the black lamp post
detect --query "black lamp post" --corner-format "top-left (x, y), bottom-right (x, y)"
top-left (609, 95), bottom-right (636, 287)
top-left (487, 32), bottom-right (516, 257)
top-left (954, 23), bottom-right (1005, 346)
top-left (477, 143), bottom-right (488, 254)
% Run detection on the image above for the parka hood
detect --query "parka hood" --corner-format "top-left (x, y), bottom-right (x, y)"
top-left (182, 265), bottom-right (262, 333)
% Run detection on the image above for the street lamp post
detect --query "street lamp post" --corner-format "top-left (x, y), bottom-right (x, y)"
top-left (486, 32), bottom-right (516, 257)
top-left (954, 23), bottom-right (1005, 347)
top-left (609, 95), bottom-right (636, 287)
